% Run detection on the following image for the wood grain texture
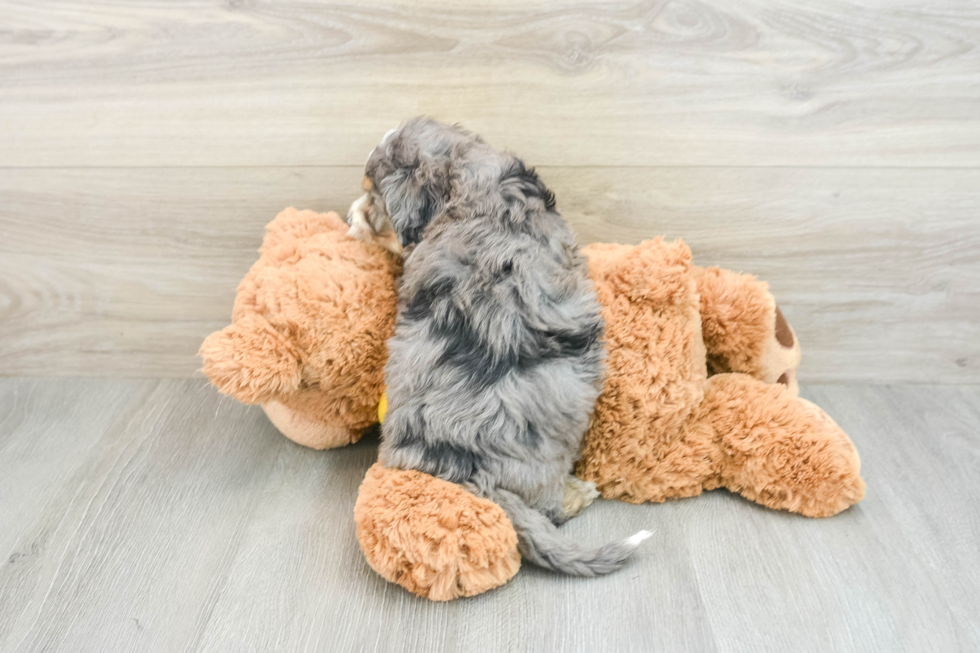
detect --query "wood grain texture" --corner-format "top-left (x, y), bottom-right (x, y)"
top-left (0, 0), bottom-right (977, 381)
top-left (0, 0), bottom-right (978, 167)
top-left (1, 166), bottom-right (977, 381)
top-left (0, 378), bottom-right (286, 653)
top-left (1, 379), bottom-right (978, 652)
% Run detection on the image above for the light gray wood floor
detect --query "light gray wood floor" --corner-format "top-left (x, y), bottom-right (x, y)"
top-left (1, 378), bottom-right (977, 653)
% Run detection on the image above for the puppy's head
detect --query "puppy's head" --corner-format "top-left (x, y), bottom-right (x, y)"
top-left (349, 118), bottom-right (477, 251)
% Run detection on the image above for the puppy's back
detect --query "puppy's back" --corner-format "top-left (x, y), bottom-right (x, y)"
top-left (381, 195), bottom-right (604, 486)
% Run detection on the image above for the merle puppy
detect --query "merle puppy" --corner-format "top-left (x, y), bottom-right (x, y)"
top-left (348, 118), bottom-right (649, 576)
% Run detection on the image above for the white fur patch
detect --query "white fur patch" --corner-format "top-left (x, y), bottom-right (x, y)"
top-left (367, 127), bottom-right (400, 163)
top-left (626, 530), bottom-right (653, 547)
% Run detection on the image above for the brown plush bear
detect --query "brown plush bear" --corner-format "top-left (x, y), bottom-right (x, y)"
top-left (201, 208), bottom-right (865, 601)
top-left (199, 208), bottom-right (399, 449)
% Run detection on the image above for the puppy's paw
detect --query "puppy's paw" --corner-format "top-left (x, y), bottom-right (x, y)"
top-left (346, 193), bottom-right (403, 257)
top-left (346, 193), bottom-right (374, 241)
top-left (562, 476), bottom-right (600, 518)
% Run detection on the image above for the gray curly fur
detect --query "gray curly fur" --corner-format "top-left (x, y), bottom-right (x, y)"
top-left (365, 117), bottom-right (647, 576)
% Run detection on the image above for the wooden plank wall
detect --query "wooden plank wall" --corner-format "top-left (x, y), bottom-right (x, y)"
top-left (1, 0), bottom-right (978, 381)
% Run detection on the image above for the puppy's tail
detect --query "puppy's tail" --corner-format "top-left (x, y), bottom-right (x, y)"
top-left (487, 487), bottom-right (651, 577)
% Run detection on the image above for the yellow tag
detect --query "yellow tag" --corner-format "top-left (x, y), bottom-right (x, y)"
top-left (378, 392), bottom-right (388, 424)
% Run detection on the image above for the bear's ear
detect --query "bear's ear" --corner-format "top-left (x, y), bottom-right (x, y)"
top-left (199, 314), bottom-right (302, 404)
top-left (261, 208), bottom-right (347, 253)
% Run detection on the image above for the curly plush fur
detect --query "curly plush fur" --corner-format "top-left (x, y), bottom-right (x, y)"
top-left (696, 266), bottom-right (802, 394)
top-left (576, 239), bottom-right (864, 514)
top-left (355, 463), bottom-right (521, 601)
top-left (199, 208), bottom-right (401, 448)
top-left (358, 118), bottom-right (648, 576)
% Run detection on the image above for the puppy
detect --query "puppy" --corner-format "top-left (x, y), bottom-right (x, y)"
top-left (349, 118), bottom-right (649, 576)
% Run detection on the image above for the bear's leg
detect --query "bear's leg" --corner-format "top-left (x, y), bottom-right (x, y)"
top-left (578, 238), bottom-right (717, 504)
top-left (701, 374), bottom-right (865, 517)
top-left (354, 464), bottom-right (521, 601)
top-left (694, 266), bottom-right (801, 395)
top-left (578, 387), bottom-right (721, 505)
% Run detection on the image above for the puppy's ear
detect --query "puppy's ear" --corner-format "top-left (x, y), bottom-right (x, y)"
top-left (381, 154), bottom-right (451, 246)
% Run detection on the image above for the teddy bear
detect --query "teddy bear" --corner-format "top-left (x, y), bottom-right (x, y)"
top-left (200, 207), bottom-right (865, 601)
top-left (199, 208), bottom-right (400, 450)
